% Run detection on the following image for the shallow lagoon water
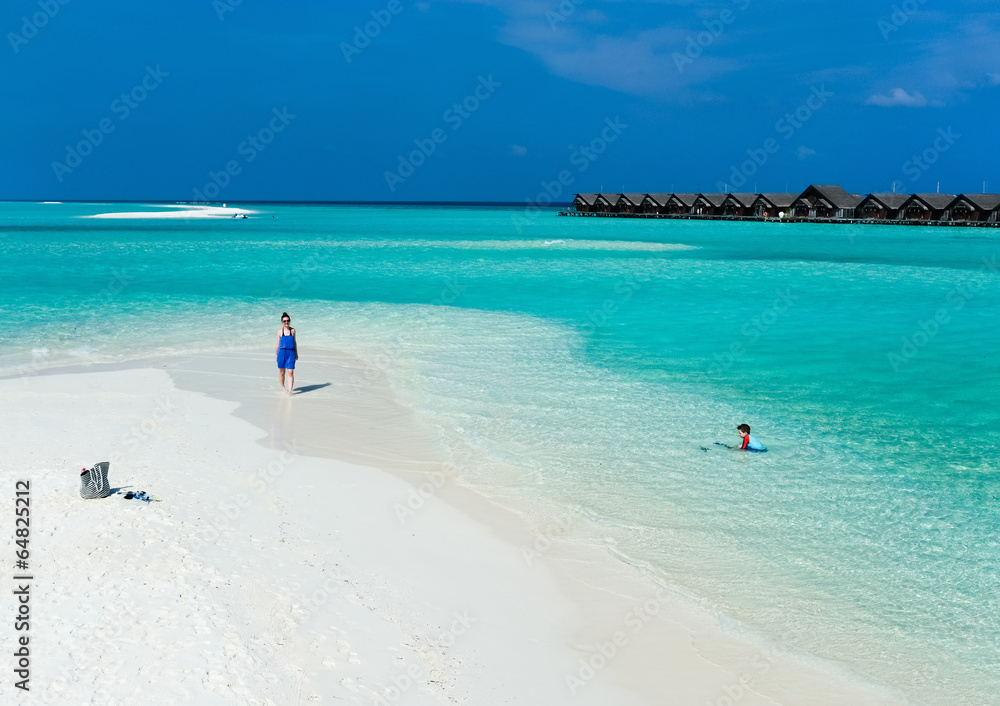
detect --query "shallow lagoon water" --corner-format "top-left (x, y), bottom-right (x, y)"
top-left (2, 202), bottom-right (998, 704)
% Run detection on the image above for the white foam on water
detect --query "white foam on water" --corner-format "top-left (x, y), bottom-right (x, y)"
top-left (252, 239), bottom-right (698, 252)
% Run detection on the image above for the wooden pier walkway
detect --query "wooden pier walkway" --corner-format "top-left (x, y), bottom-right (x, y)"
top-left (558, 211), bottom-right (1000, 228)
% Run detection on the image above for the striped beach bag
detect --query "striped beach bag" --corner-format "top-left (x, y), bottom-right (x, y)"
top-left (80, 462), bottom-right (112, 499)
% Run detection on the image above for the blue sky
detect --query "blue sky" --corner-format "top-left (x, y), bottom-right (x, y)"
top-left (2, 0), bottom-right (998, 201)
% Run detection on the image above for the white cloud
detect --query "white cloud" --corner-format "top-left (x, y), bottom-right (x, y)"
top-left (446, 0), bottom-right (749, 98)
top-left (449, 1), bottom-right (1000, 102)
top-left (866, 15), bottom-right (1000, 102)
top-left (511, 144), bottom-right (528, 156)
top-left (796, 146), bottom-right (816, 159)
top-left (865, 87), bottom-right (928, 107)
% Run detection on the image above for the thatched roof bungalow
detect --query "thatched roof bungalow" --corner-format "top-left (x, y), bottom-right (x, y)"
top-left (945, 194), bottom-right (1000, 222)
top-left (593, 193), bottom-right (620, 213)
top-left (899, 193), bottom-right (955, 221)
top-left (693, 193), bottom-right (727, 216)
top-left (790, 185), bottom-right (862, 219)
top-left (666, 193), bottom-right (698, 215)
top-left (573, 193), bottom-right (599, 213)
top-left (616, 193), bottom-right (647, 214)
top-left (641, 193), bottom-right (672, 214)
top-left (751, 193), bottom-right (797, 218)
top-left (721, 193), bottom-right (757, 217)
top-left (856, 193), bottom-right (908, 221)
top-left (568, 188), bottom-right (1000, 227)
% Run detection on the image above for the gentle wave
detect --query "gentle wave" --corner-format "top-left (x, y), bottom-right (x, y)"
top-left (314, 239), bottom-right (698, 252)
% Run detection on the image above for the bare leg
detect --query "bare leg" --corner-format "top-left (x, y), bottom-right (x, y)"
top-left (287, 369), bottom-right (295, 394)
top-left (278, 369), bottom-right (286, 392)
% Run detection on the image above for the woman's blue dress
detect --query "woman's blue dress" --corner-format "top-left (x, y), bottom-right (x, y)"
top-left (277, 330), bottom-right (296, 369)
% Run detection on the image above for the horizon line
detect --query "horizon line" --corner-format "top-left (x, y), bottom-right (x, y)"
top-left (3, 199), bottom-right (573, 207)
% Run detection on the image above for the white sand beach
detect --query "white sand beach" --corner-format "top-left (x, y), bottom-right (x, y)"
top-left (0, 351), bottom-right (913, 705)
top-left (84, 204), bottom-right (258, 219)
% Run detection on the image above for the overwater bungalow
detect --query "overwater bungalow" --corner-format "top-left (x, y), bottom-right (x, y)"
top-left (751, 193), bottom-right (797, 218)
top-left (593, 193), bottom-right (619, 213)
top-left (693, 193), bottom-right (727, 216)
top-left (721, 193), bottom-right (757, 217)
top-left (856, 193), bottom-right (908, 221)
top-left (641, 193), bottom-right (672, 214)
top-left (566, 187), bottom-right (1000, 228)
top-left (899, 193), bottom-right (955, 221)
top-left (667, 193), bottom-right (698, 215)
top-left (573, 193), bottom-right (598, 213)
top-left (616, 193), bottom-right (646, 214)
top-left (945, 193), bottom-right (1000, 222)
top-left (789, 185), bottom-right (862, 219)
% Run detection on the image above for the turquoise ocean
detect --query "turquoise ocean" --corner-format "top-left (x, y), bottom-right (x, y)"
top-left (2, 202), bottom-right (998, 704)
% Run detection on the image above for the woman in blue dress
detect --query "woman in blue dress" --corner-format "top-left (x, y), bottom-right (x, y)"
top-left (275, 312), bottom-right (298, 394)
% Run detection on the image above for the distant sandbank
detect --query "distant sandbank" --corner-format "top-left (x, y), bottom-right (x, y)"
top-left (82, 204), bottom-right (258, 219)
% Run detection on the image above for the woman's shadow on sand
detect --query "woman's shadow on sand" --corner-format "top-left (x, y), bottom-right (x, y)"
top-left (293, 383), bottom-right (332, 395)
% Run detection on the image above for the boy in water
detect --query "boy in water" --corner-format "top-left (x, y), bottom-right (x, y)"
top-left (736, 424), bottom-right (767, 452)
top-left (709, 424), bottom-right (767, 452)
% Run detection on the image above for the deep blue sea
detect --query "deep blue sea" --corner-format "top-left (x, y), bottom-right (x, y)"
top-left (2, 202), bottom-right (998, 704)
